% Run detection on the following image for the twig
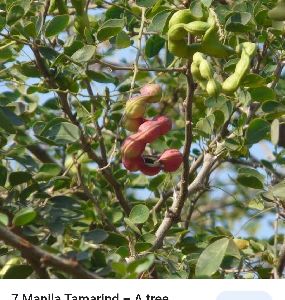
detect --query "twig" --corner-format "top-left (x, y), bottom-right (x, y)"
top-left (129, 7), bottom-right (146, 98)
top-left (0, 226), bottom-right (101, 279)
top-left (277, 236), bottom-right (285, 278)
top-left (89, 59), bottom-right (186, 73)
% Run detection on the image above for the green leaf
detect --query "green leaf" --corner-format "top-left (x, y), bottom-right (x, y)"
top-left (248, 198), bottom-right (265, 211)
top-left (40, 122), bottom-right (80, 145)
top-left (13, 207), bottom-right (37, 226)
top-left (149, 174), bottom-right (166, 191)
top-left (9, 171), bottom-right (32, 186)
top-left (86, 70), bottom-right (115, 83)
top-left (237, 167), bottom-right (264, 189)
top-left (249, 86), bottom-right (276, 102)
top-left (7, 5), bottom-right (24, 26)
top-left (226, 239), bottom-right (241, 259)
top-left (0, 16), bottom-right (6, 32)
top-left (0, 213), bottom-right (9, 226)
top-left (195, 238), bottom-right (229, 277)
top-left (116, 31), bottom-right (131, 49)
top-left (225, 12), bottom-right (253, 32)
top-left (0, 165), bottom-right (7, 186)
top-left (241, 74), bottom-right (266, 88)
top-left (45, 15), bottom-right (69, 37)
top-left (246, 118), bottom-right (270, 145)
top-left (124, 217), bottom-right (141, 234)
top-left (196, 115), bottom-right (215, 135)
top-left (136, 0), bottom-right (157, 7)
top-left (201, 0), bottom-right (213, 7)
top-left (271, 119), bottom-right (279, 145)
top-left (3, 265), bottom-right (33, 279)
top-left (127, 254), bottom-right (155, 274)
top-left (97, 19), bottom-right (124, 42)
top-left (71, 45), bottom-right (96, 62)
top-left (129, 204), bottom-right (150, 224)
top-left (84, 229), bottom-right (109, 244)
top-left (0, 106), bottom-right (24, 134)
top-left (148, 10), bottom-right (173, 33)
top-left (145, 35), bottom-right (165, 58)
top-left (34, 163), bottom-right (61, 181)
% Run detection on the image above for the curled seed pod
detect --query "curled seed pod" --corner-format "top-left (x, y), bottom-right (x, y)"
top-left (140, 164), bottom-right (161, 176)
top-left (159, 149), bottom-right (183, 172)
top-left (222, 42), bottom-right (256, 94)
top-left (206, 79), bottom-right (221, 98)
top-left (168, 9), bottom-right (197, 28)
top-left (124, 117), bottom-right (145, 132)
top-left (121, 134), bottom-right (146, 159)
top-left (199, 59), bottom-right (214, 80)
top-left (140, 84), bottom-right (162, 103)
top-left (125, 96), bottom-right (147, 119)
top-left (138, 116), bottom-right (172, 143)
top-left (122, 156), bottom-right (144, 172)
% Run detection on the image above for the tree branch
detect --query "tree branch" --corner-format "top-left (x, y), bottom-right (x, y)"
top-left (0, 226), bottom-right (101, 279)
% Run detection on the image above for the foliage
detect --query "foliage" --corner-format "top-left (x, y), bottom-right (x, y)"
top-left (0, 0), bottom-right (285, 279)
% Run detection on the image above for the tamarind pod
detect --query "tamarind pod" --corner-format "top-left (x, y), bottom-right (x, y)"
top-left (199, 59), bottom-right (214, 80)
top-left (140, 84), bottom-right (162, 103)
top-left (168, 22), bottom-right (210, 41)
top-left (121, 134), bottom-right (146, 159)
top-left (140, 164), bottom-right (161, 176)
top-left (122, 156), bottom-right (144, 171)
top-left (222, 43), bottom-right (256, 93)
top-left (168, 39), bottom-right (202, 59)
top-left (206, 79), bottom-right (221, 98)
top-left (236, 42), bottom-right (256, 57)
top-left (125, 96), bottom-right (147, 119)
top-left (124, 117), bottom-right (145, 132)
top-left (201, 26), bottom-right (234, 58)
top-left (268, 0), bottom-right (285, 21)
top-left (138, 116), bottom-right (172, 143)
top-left (158, 149), bottom-right (183, 172)
top-left (168, 9), bottom-right (197, 28)
top-left (222, 73), bottom-right (240, 94)
top-left (191, 61), bottom-right (205, 82)
top-left (193, 52), bottom-right (204, 63)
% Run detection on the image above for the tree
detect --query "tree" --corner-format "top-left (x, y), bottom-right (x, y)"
top-left (0, 0), bottom-right (284, 279)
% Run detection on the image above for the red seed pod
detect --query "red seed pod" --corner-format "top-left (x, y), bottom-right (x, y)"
top-left (140, 84), bottom-right (162, 103)
top-left (140, 164), bottom-right (161, 176)
top-left (121, 133), bottom-right (146, 159)
top-left (138, 116), bottom-right (172, 143)
top-left (122, 156), bottom-right (144, 171)
top-left (124, 117), bottom-right (145, 132)
top-left (159, 149), bottom-right (183, 172)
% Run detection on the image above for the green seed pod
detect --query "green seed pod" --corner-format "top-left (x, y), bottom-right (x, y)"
top-left (191, 61), bottom-right (204, 82)
top-left (199, 59), bottom-right (214, 80)
top-left (268, 0), bottom-right (285, 21)
top-left (206, 79), bottom-right (221, 98)
top-left (222, 42), bottom-right (256, 94)
top-left (222, 73), bottom-right (240, 94)
top-left (125, 96), bottom-right (147, 119)
top-left (168, 9), bottom-right (197, 28)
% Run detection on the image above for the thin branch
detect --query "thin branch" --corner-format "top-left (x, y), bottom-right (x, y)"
top-left (151, 67), bottom-right (195, 250)
top-left (0, 226), bottom-right (101, 279)
top-left (152, 153), bottom-right (217, 250)
top-left (277, 236), bottom-right (285, 278)
top-left (89, 59), bottom-right (186, 73)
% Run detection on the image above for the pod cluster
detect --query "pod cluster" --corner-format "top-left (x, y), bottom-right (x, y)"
top-left (121, 85), bottom-right (183, 176)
